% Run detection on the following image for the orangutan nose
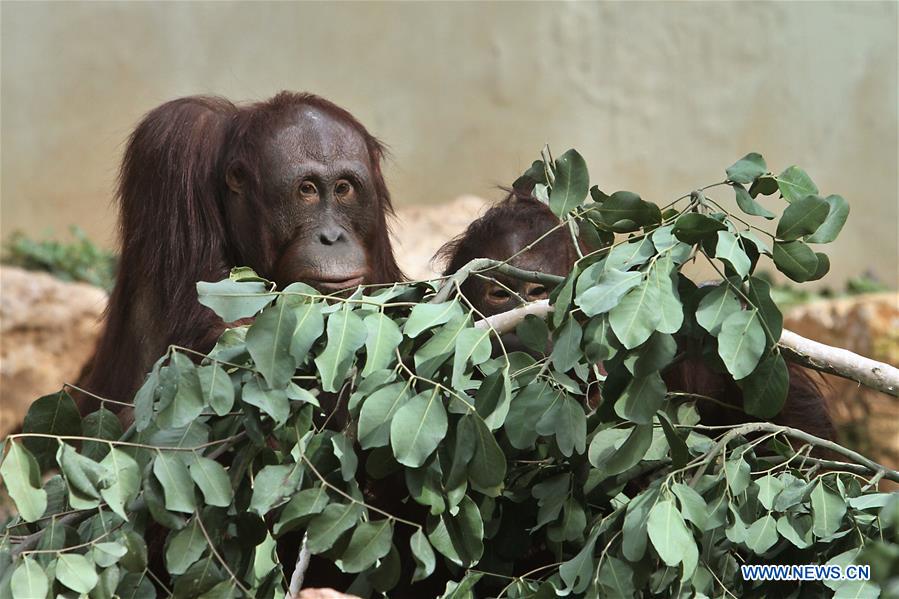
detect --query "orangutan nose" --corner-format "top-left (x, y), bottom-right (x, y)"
top-left (318, 225), bottom-right (347, 245)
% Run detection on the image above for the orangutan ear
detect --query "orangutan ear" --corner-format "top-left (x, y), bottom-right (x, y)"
top-left (225, 161), bottom-right (245, 194)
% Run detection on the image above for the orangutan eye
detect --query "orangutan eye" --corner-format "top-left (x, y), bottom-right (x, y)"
top-left (299, 181), bottom-right (317, 196)
top-left (488, 288), bottom-right (512, 301)
top-left (335, 180), bottom-right (353, 197)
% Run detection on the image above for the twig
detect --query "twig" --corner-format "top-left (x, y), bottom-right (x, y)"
top-left (287, 534), bottom-right (311, 599)
top-left (687, 422), bottom-right (899, 486)
top-left (473, 299), bottom-right (553, 335)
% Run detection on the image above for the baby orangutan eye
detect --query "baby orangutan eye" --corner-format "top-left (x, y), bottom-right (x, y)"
top-left (487, 287), bottom-right (512, 303)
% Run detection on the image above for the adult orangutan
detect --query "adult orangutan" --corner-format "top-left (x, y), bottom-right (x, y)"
top-left (436, 188), bottom-right (835, 440)
top-left (79, 92), bottom-right (402, 413)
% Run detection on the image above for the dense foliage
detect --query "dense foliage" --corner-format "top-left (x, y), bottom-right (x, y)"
top-left (2, 151), bottom-right (897, 598)
top-left (2, 226), bottom-right (117, 291)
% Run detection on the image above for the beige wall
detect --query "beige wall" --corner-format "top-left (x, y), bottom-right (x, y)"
top-left (2, 1), bottom-right (897, 288)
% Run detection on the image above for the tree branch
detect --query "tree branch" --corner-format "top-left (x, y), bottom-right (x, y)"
top-left (778, 329), bottom-right (898, 397)
top-left (473, 300), bottom-right (899, 396)
top-left (286, 533), bottom-right (311, 599)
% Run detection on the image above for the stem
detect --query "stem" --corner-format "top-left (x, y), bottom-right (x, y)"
top-left (286, 534), bottom-right (311, 598)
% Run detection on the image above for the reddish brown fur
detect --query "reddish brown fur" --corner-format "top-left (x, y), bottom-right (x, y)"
top-left (79, 92), bottom-right (402, 411)
top-left (438, 191), bottom-right (835, 440)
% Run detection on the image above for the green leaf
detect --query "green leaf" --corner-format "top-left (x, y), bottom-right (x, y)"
top-left (738, 352), bottom-right (788, 418)
top-left (733, 183), bottom-right (776, 219)
top-left (745, 276), bottom-right (783, 344)
top-left (809, 252), bottom-right (830, 281)
top-left (536, 393), bottom-right (586, 457)
top-left (749, 174), bottom-right (779, 197)
top-left (745, 514), bottom-right (779, 553)
top-left (404, 301), bottom-right (463, 338)
top-left (515, 314), bottom-right (550, 354)
top-left (197, 363), bottom-right (235, 417)
top-left (289, 300), bottom-right (325, 362)
top-left (615, 373), bottom-right (666, 425)
top-left (99, 448), bottom-right (140, 520)
top-left (314, 308), bottom-right (368, 393)
top-left (57, 442), bottom-right (105, 504)
top-left (696, 285), bottom-right (741, 336)
top-left (597, 555), bottom-right (635, 598)
top-left (189, 457), bottom-right (233, 507)
top-left (331, 434), bottom-right (358, 482)
top-left (92, 541), bottom-right (127, 567)
top-left (242, 377), bottom-right (289, 425)
top-left (575, 268), bottom-right (642, 317)
top-left (451, 327), bottom-right (492, 388)
top-left (604, 237), bottom-right (655, 271)
top-left (592, 191), bottom-right (660, 230)
top-left (196, 279), bottom-right (274, 322)
top-left (11, 557), bottom-right (48, 599)
top-left (57, 553), bottom-right (99, 594)
top-left (336, 520), bottom-right (393, 573)
top-left (81, 407), bottom-right (122, 462)
top-left (390, 390), bottom-right (448, 467)
top-left (274, 486), bottom-right (329, 535)
top-left (306, 503), bottom-right (361, 554)
top-left (806, 195), bottom-right (849, 243)
top-left (647, 255), bottom-right (683, 334)
top-left (414, 315), bottom-right (472, 379)
top-left (0, 443), bottom-right (47, 522)
top-left (410, 529), bottom-right (436, 583)
top-left (504, 381), bottom-right (553, 449)
top-left (362, 312), bottom-right (403, 376)
top-left (589, 424), bottom-right (653, 475)
top-left (166, 520), bottom-right (206, 575)
top-left (673, 213), bottom-right (727, 244)
top-left (773, 240), bottom-right (819, 282)
top-left (559, 529), bottom-right (599, 594)
top-left (622, 487), bottom-right (659, 561)
top-left (776, 195), bottom-right (830, 241)
top-left (250, 464), bottom-right (301, 516)
top-left (726, 153), bottom-right (767, 184)
top-left (427, 496), bottom-right (484, 567)
top-left (549, 149), bottom-right (589, 217)
top-left (246, 299), bottom-right (299, 389)
top-left (647, 499), bottom-right (698, 578)
top-left (153, 453), bottom-right (196, 513)
top-left (671, 483), bottom-right (708, 530)
top-left (715, 231), bottom-right (752, 278)
top-left (776, 165), bottom-right (818, 203)
top-left (811, 482), bottom-right (846, 538)
top-left (776, 514), bottom-right (813, 549)
top-left (725, 457), bottom-right (751, 495)
top-left (158, 352), bottom-right (204, 429)
top-left (551, 318), bottom-right (583, 373)
top-left (623, 332), bottom-right (676, 377)
top-left (462, 413), bottom-right (506, 495)
top-left (717, 309), bottom-right (766, 380)
top-left (755, 474), bottom-right (786, 511)
top-left (22, 390), bottom-right (82, 470)
top-left (358, 382), bottom-right (411, 449)
top-left (609, 279), bottom-right (660, 349)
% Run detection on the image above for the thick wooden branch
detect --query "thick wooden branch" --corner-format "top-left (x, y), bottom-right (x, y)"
top-left (474, 300), bottom-right (899, 397)
top-left (778, 330), bottom-right (899, 396)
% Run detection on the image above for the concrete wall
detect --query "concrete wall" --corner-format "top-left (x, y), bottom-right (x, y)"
top-left (2, 1), bottom-right (896, 287)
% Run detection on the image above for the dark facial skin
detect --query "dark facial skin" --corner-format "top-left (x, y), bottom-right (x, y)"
top-left (226, 106), bottom-right (376, 292)
top-left (464, 229), bottom-right (571, 317)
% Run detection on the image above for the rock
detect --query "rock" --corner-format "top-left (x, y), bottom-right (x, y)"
top-left (785, 292), bottom-right (899, 477)
top-left (392, 195), bottom-right (488, 281)
top-left (0, 266), bottom-right (107, 436)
